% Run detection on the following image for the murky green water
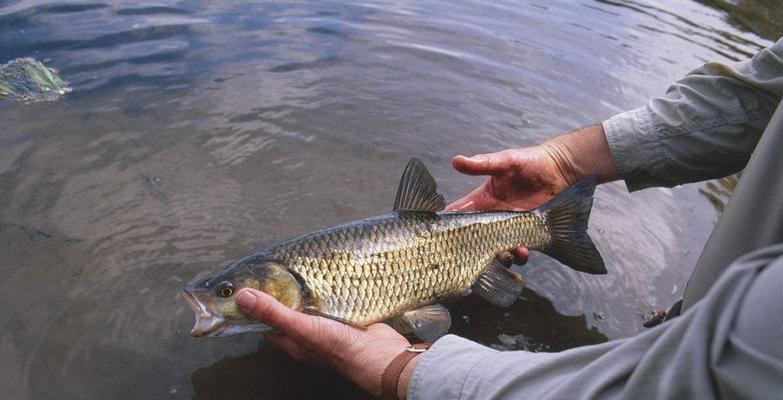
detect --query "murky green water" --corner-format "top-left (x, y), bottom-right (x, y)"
top-left (0, 0), bottom-right (775, 398)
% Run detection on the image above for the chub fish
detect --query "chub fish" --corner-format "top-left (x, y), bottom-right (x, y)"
top-left (184, 158), bottom-right (605, 341)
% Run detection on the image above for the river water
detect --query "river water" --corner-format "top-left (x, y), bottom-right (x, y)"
top-left (0, 0), bottom-right (775, 398)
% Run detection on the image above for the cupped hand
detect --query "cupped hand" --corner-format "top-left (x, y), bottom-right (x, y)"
top-left (446, 145), bottom-right (575, 265)
top-left (235, 289), bottom-right (414, 398)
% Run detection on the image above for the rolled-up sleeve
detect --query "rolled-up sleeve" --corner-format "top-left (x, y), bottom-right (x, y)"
top-left (408, 244), bottom-right (783, 400)
top-left (603, 38), bottom-right (783, 191)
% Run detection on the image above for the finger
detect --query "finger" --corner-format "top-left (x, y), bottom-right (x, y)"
top-left (512, 247), bottom-right (530, 265)
top-left (236, 288), bottom-right (311, 340)
top-left (496, 251), bottom-right (514, 267)
top-left (452, 152), bottom-right (511, 176)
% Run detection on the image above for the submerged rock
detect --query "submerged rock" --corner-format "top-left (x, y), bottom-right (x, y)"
top-left (0, 58), bottom-right (71, 103)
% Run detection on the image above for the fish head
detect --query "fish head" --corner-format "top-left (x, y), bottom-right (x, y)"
top-left (183, 256), bottom-right (305, 337)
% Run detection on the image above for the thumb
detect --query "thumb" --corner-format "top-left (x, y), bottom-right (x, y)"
top-left (235, 288), bottom-right (308, 337)
top-left (452, 152), bottom-right (511, 176)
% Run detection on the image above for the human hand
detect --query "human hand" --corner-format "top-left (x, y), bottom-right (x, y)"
top-left (446, 125), bottom-right (617, 266)
top-left (235, 289), bottom-right (418, 399)
top-left (446, 145), bottom-right (576, 265)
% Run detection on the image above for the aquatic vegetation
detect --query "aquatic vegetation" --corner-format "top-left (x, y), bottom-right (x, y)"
top-left (0, 58), bottom-right (71, 103)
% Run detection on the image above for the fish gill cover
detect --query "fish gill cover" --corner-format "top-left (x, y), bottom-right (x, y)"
top-left (0, 58), bottom-right (71, 103)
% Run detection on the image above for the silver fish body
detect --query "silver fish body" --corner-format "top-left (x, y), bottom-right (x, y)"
top-left (263, 210), bottom-right (549, 325)
top-left (184, 158), bottom-right (605, 339)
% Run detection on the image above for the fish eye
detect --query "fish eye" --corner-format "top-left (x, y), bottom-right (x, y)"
top-left (217, 281), bottom-right (234, 297)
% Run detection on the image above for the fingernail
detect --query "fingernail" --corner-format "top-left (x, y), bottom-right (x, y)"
top-left (468, 155), bottom-right (486, 162)
top-left (236, 291), bottom-right (257, 311)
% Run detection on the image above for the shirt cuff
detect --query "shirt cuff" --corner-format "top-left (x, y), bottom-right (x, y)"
top-left (407, 335), bottom-right (497, 400)
top-left (602, 106), bottom-right (666, 192)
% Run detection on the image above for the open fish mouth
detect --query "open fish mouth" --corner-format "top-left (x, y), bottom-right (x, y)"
top-left (182, 290), bottom-right (272, 337)
top-left (182, 290), bottom-right (224, 337)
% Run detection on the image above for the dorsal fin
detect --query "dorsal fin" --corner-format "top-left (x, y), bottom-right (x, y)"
top-left (393, 158), bottom-right (446, 212)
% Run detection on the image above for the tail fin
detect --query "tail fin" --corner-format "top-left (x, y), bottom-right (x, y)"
top-left (538, 176), bottom-right (606, 274)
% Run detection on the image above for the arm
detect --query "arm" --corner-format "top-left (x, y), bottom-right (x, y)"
top-left (605, 37), bottom-right (783, 191)
top-left (408, 244), bottom-right (783, 400)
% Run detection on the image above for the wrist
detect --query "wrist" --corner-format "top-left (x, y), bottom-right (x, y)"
top-left (540, 141), bottom-right (581, 186)
top-left (543, 124), bottom-right (618, 184)
top-left (343, 344), bottom-right (408, 398)
top-left (379, 344), bottom-right (429, 400)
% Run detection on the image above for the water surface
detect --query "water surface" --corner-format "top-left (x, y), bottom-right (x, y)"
top-left (0, 0), bottom-right (774, 398)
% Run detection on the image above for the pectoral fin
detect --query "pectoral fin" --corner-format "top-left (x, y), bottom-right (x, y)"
top-left (387, 304), bottom-right (451, 342)
top-left (472, 262), bottom-right (525, 307)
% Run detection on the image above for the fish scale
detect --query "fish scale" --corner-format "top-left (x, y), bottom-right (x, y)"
top-left (267, 211), bottom-right (550, 325)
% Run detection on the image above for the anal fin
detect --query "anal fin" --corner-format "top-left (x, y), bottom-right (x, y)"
top-left (472, 262), bottom-right (525, 307)
top-left (387, 304), bottom-right (451, 342)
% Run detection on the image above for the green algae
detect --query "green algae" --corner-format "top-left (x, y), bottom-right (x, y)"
top-left (0, 58), bottom-right (71, 103)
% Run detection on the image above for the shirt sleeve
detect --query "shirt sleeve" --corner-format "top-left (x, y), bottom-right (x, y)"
top-left (603, 38), bottom-right (783, 191)
top-left (407, 243), bottom-right (783, 400)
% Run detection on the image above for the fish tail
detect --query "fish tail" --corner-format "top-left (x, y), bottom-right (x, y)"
top-left (538, 176), bottom-right (606, 274)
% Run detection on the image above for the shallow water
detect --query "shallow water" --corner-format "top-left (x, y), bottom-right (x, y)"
top-left (0, 0), bottom-right (774, 398)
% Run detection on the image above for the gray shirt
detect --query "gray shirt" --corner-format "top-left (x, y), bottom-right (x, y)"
top-left (408, 38), bottom-right (783, 400)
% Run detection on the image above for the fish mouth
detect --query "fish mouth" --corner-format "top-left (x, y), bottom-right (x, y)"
top-left (182, 290), bottom-right (272, 337)
top-left (182, 290), bottom-right (224, 337)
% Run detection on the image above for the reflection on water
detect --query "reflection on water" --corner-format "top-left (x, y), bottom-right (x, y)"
top-left (448, 287), bottom-right (608, 352)
top-left (191, 347), bottom-right (368, 400)
top-left (0, 0), bottom-right (774, 398)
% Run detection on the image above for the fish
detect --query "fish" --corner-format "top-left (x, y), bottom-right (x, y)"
top-left (183, 158), bottom-right (605, 341)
